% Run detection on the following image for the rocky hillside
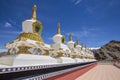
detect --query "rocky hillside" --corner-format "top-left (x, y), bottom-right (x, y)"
top-left (93, 40), bottom-right (120, 61)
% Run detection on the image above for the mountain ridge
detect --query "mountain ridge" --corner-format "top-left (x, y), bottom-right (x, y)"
top-left (93, 40), bottom-right (120, 61)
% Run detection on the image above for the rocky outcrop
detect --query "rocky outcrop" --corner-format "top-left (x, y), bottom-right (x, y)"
top-left (93, 40), bottom-right (120, 61)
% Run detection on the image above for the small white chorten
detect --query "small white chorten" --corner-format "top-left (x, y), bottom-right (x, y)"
top-left (52, 23), bottom-right (75, 63)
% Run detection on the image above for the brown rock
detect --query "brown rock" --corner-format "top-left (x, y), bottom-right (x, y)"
top-left (93, 40), bottom-right (120, 61)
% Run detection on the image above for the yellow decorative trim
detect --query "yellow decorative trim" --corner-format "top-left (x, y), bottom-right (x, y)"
top-left (74, 43), bottom-right (77, 48)
top-left (61, 36), bottom-right (66, 43)
top-left (59, 48), bottom-right (63, 50)
top-left (36, 41), bottom-right (44, 46)
top-left (20, 37), bottom-right (27, 41)
top-left (56, 52), bottom-right (64, 57)
top-left (17, 46), bottom-right (31, 54)
top-left (49, 49), bottom-right (54, 51)
top-left (65, 53), bottom-right (70, 57)
top-left (32, 21), bottom-right (42, 34)
top-left (84, 55), bottom-right (88, 59)
top-left (71, 53), bottom-right (76, 58)
top-left (17, 33), bottom-right (44, 42)
top-left (81, 55), bottom-right (84, 58)
top-left (43, 49), bottom-right (49, 56)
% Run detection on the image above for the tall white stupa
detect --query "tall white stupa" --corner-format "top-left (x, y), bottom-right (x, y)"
top-left (74, 39), bottom-right (85, 62)
top-left (67, 33), bottom-right (75, 52)
top-left (1, 5), bottom-right (59, 66)
top-left (51, 23), bottom-right (76, 63)
top-left (6, 5), bottom-right (45, 55)
top-left (52, 22), bottom-right (71, 55)
top-left (52, 23), bottom-right (70, 51)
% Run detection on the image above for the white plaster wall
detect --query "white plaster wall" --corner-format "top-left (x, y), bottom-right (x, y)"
top-left (60, 57), bottom-right (76, 63)
top-left (67, 41), bottom-right (74, 49)
top-left (53, 34), bottom-right (62, 43)
top-left (75, 58), bottom-right (84, 63)
top-left (60, 44), bottom-right (71, 51)
top-left (0, 55), bottom-right (16, 66)
top-left (76, 46), bottom-right (81, 52)
top-left (13, 54), bottom-right (58, 66)
top-left (52, 43), bottom-right (60, 51)
top-left (22, 20), bottom-right (35, 33)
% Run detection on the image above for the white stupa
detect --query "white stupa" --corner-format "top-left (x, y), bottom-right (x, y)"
top-left (0, 5), bottom-right (59, 67)
top-left (75, 40), bottom-right (85, 62)
top-left (52, 23), bottom-right (70, 51)
top-left (52, 23), bottom-right (75, 63)
top-left (67, 34), bottom-right (84, 62)
top-left (67, 33), bottom-right (75, 52)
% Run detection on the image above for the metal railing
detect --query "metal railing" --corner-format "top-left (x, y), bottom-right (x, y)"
top-left (0, 61), bottom-right (96, 80)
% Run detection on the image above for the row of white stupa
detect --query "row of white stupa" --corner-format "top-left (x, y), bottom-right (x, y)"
top-left (0, 5), bottom-right (96, 67)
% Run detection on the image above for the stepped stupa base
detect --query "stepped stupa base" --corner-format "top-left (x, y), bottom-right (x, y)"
top-left (75, 58), bottom-right (84, 63)
top-left (0, 54), bottom-right (59, 66)
top-left (59, 57), bottom-right (76, 63)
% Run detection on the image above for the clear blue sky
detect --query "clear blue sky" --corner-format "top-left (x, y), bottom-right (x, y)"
top-left (0, 0), bottom-right (120, 50)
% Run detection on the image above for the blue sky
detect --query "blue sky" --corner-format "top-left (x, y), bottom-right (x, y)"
top-left (0, 0), bottom-right (120, 51)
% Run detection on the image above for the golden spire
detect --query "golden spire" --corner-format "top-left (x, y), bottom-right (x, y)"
top-left (69, 32), bottom-right (72, 41)
top-left (85, 45), bottom-right (86, 48)
top-left (76, 38), bottom-right (79, 45)
top-left (81, 43), bottom-right (84, 48)
top-left (31, 5), bottom-right (37, 19)
top-left (57, 22), bottom-right (61, 34)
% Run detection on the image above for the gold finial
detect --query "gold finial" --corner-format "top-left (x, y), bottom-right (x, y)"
top-left (81, 43), bottom-right (84, 47)
top-left (81, 43), bottom-right (84, 50)
top-left (76, 38), bottom-right (79, 45)
top-left (69, 32), bottom-right (72, 41)
top-left (57, 22), bottom-right (61, 34)
top-left (31, 5), bottom-right (37, 19)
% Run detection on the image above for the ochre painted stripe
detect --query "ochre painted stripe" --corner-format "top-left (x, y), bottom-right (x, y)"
top-left (44, 64), bottom-right (97, 80)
